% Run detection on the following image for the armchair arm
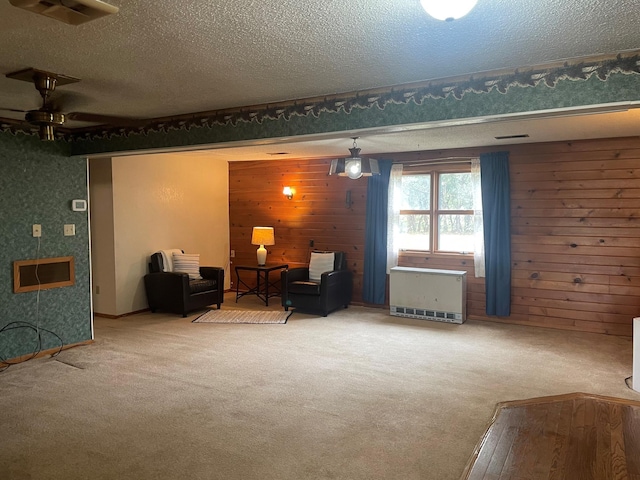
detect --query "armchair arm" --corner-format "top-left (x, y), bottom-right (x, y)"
top-left (144, 271), bottom-right (191, 309)
top-left (281, 267), bottom-right (309, 309)
top-left (281, 267), bottom-right (309, 284)
top-left (319, 269), bottom-right (353, 307)
top-left (146, 271), bottom-right (190, 289)
top-left (200, 266), bottom-right (225, 288)
top-left (320, 269), bottom-right (352, 290)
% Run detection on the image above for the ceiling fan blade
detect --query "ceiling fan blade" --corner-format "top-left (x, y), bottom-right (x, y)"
top-left (0, 107), bottom-right (28, 113)
top-left (66, 112), bottom-right (146, 127)
top-left (48, 90), bottom-right (92, 113)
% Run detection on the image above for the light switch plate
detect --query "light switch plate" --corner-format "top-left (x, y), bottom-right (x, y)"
top-left (64, 224), bottom-right (75, 236)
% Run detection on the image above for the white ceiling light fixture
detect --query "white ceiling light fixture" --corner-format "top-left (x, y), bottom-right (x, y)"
top-left (329, 137), bottom-right (380, 180)
top-left (420, 0), bottom-right (478, 21)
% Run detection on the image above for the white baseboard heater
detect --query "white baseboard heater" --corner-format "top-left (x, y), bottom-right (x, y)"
top-left (390, 267), bottom-right (467, 324)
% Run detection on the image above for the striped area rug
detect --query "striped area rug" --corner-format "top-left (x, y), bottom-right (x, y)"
top-left (192, 309), bottom-right (290, 324)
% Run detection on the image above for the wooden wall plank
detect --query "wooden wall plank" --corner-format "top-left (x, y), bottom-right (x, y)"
top-left (228, 137), bottom-right (640, 335)
top-left (229, 158), bottom-right (367, 303)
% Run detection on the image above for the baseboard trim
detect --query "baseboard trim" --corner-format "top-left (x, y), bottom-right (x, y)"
top-left (358, 302), bottom-right (387, 309)
top-left (93, 308), bottom-right (150, 319)
top-left (4, 339), bottom-right (94, 365)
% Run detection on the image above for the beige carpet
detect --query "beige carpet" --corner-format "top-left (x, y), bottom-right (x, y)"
top-left (0, 293), bottom-right (636, 480)
top-left (193, 309), bottom-right (290, 324)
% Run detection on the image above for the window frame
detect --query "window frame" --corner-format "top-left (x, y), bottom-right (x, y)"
top-left (399, 163), bottom-right (474, 256)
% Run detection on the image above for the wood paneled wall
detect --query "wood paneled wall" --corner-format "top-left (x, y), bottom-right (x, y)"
top-left (229, 158), bottom-right (368, 302)
top-left (229, 136), bottom-right (640, 336)
top-left (392, 137), bottom-right (640, 336)
top-left (507, 137), bottom-right (640, 336)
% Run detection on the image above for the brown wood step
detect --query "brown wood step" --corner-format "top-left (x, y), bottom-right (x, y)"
top-left (461, 392), bottom-right (640, 480)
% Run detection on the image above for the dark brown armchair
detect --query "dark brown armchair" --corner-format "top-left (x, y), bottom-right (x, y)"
top-left (144, 252), bottom-right (224, 317)
top-left (281, 251), bottom-right (352, 316)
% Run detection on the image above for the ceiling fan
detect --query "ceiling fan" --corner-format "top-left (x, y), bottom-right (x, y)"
top-left (0, 67), bottom-right (145, 141)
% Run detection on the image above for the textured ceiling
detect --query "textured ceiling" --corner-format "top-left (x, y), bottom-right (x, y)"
top-left (0, 0), bottom-right (639, 156)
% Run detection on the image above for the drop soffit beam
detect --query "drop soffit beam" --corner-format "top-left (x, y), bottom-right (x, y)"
top-left (8, 0), bottom-right (118, 25)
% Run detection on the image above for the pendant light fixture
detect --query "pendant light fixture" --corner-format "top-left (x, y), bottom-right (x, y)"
top-left (329, 137), bottom-right (380, 179)
top-left (420, 0), bottom-right (478, 21)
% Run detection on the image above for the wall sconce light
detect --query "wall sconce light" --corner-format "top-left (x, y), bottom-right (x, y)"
top-left (282, 186), bottom-right (293, 199)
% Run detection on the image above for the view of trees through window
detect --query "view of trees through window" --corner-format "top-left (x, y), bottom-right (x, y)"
top-left (399, 170), bottom-right (474, 253)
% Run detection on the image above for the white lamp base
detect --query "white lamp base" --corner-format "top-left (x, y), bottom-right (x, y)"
top-left (256, 245), bottom-right (267, 266)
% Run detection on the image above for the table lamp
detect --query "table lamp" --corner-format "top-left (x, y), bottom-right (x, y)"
top-left (251, 226), bottom-right (275, 265)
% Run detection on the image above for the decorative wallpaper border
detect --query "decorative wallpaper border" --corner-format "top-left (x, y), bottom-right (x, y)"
top-left (1, 51), bottom-right (639, 156)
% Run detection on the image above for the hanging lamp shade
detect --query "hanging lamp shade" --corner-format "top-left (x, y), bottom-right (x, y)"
top-left (420, 0), bottom-right (478, 21)
top-left (329, 138), bottom-right (380, 179)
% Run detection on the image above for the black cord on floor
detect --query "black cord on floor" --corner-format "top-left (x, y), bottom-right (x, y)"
top-left (1, 237), bottom-right (65, 373)
top-left (0, 321), bottom-right (64, 373)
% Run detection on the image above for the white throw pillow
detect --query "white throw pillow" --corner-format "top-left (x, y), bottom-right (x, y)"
top-left (159, 249), bottom-right (183, 272)
top-left (173, 253), bottom-right (202, 280)
top-left (308, 252), bottom-right (335, 282)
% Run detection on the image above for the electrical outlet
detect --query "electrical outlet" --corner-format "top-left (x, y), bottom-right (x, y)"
top-left (64, 224), bottom-right (76, 236)
top-left (32, 224), bottom-right (42, 237)
top-left (95, 285), bottom-right (100, 294)
top-left (309, 239), bottom-right (314, 247)
top-left (230, 249), bottom-right (235, 258)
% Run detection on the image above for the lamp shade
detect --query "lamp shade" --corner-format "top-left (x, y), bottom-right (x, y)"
top-left (251, 226), bottom-right (275, 246)
top-left (329, 158), bottom-right (380, 179)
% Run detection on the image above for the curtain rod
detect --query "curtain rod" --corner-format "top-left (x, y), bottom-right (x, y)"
top-left (402, 157), bottom-right (477, 167)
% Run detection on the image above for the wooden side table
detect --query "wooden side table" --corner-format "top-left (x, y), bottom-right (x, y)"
top-left (235, 264), bottom-right (288, 306)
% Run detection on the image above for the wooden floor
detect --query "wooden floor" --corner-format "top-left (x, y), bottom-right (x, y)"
top-left (461, 392), bottom-right (640, 480)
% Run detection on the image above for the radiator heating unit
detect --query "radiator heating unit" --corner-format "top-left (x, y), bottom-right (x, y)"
top-left (390, 267), bottom-right (467, 324)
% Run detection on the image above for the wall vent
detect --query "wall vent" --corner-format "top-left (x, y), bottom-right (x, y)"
top-left (9, 0), bottom-right (118, 25)
top-left (390, 306), bottom-right (464, 323)
top-left (13, 256), bottom-right (75, 293)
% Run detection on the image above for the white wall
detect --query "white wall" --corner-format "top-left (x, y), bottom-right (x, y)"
top-left (90, 152), bottom-right (230, 316)
top-left (89, 157), bottom-right (117, 314)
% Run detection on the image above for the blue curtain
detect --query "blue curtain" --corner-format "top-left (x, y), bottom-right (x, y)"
top-left (362, 160), bottom-right (393, 304)
top-left (480, 152), bottom-right (511, 316)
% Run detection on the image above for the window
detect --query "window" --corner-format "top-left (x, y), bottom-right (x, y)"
top-left (399, 166), bottom-right (474, 253)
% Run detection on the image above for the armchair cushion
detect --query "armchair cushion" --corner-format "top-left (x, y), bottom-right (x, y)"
top-left (189, 278), bottom-right (218, 294)
top-left (308, 252), bottom-right (335, 281)
top-left (288, 280), bottom-right (321, 296)
top-left (173, 252), bottom-right (202, 280)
